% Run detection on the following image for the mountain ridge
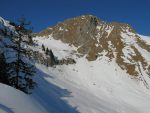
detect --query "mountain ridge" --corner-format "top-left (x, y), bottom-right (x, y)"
top-left (1, 16), bottom-right (150, 113)
top-left (36, 15), bottom-right (150, 78)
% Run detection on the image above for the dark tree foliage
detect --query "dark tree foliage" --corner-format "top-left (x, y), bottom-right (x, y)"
top-left (45, 47), bottom-right (49, 55)
top-left (42, 44), bottom-right (45, 51)
top-left (0, 53), bottom-right (10, 85)
top-left (45, 49), bottom-right (57, 66)
top-left (1, 17), bottom-right (36, 94)
top-left (49, 49), bottom-right (57, 66)
top-left (10, 18), bottom-right (36, 94)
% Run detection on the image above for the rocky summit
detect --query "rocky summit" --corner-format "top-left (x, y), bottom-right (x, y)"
top-left (37, 15), bottom-right (150, 78)
top-left (1, 15), bottom-right (150, 113)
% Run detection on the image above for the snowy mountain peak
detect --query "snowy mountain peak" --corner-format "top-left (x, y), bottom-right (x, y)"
top-left (36, 15), bottom-right (150, 80)
top-left (1, 16), bottom-right (150, 113)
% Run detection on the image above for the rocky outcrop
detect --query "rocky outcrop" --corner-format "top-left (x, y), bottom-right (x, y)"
top-left (36, 15), bottom-right (150, 77)
top-left (28, 50), bottom-right (76, 67)
top-left (58, 58), bottom-right (76, 65)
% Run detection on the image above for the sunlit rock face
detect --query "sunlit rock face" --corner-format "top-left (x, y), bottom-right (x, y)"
top-left (37, 15), bottom-right (150, 78)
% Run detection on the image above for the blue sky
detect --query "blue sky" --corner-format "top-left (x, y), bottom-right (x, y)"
top-left (0, 0), bottom-right (150, 35)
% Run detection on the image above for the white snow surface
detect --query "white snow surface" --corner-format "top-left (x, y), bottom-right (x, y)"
top-left (138, 34), bottom-right (150, 44)
top-left (0, 83), bottom-right (47, 113)
top-left (0, 17), bottom-right (15, 32)
top-left (33, 35), bottom-right (77, 59)
top-left (1, 34), bottom-right (150, 113)
top-left (1, 16), bottom-right (150, 113)
top-left (0, 17), bottom-right (47, 113)
top-left (31, 35), bottom-right (150, 113)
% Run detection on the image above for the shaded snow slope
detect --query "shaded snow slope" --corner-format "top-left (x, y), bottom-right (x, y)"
top-left (32, 57), bottom-right (150, 113)
top-left (0, 17), bottom-right (15, 33)
top-left (0, 17), bottom-right (48, 113)
top-left (1, 16), bottom-right (150, 113)
top-left (31, 36), bottom-right (150, 113)
top-left (0, 83), bottom-right (47, 113)
top-left (138, 34), bottom-right (150, 44)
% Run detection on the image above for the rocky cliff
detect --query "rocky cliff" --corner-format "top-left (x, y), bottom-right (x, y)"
top-left (37, 15), bottom-right (150, 79)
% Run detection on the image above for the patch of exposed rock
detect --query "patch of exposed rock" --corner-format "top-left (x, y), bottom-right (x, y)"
top-left (28, 50), bottom-right (76, 67)
top-left (37, 15), bottom-right (150, 77)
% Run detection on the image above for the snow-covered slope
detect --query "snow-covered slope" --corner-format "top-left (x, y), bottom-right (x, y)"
top-left (138, 34), bottom-right (150, 44)
top-left (0, 83), bottom-right (47, 113)
top-left (0, 17), bottom-right (15, 33)
top-left (32, 34), bottom-right (150, 113)
top-left (0, 17), bottom-right (49, 113)
top-left (1, 16), bottom-right (150, 113)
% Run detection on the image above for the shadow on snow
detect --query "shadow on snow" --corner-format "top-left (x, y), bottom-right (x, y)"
top-left (0, 104), bottom-right (15, 113)
top-left (32, 67), bottom-right (80, 113)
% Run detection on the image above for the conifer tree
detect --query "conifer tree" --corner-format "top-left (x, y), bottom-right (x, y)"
top-left (45, 47), bottom-right (49, 55)
top-left (0, 53), bottom-right (10, 85)
top-left (49, 49), bottom-right (56, 65)
top-left (42, 44), bottom-right (45, 51)
top-left (7, 17), bottom-right (36, 93)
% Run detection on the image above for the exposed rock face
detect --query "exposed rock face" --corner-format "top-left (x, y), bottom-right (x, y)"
top-left (58, 58), bottom-right (76, 65)
top-left (37, 15), bottom-right (150, 77)
top-left (28, 50), bottom-right (76, 67)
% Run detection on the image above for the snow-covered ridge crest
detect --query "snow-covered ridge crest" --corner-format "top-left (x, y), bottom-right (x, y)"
top-left (36, 15), bottom-right (150, 79)
top-left (1, 16), bottom-right (150, 113)
top-left (0, 16), bottom-right (15, 32)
